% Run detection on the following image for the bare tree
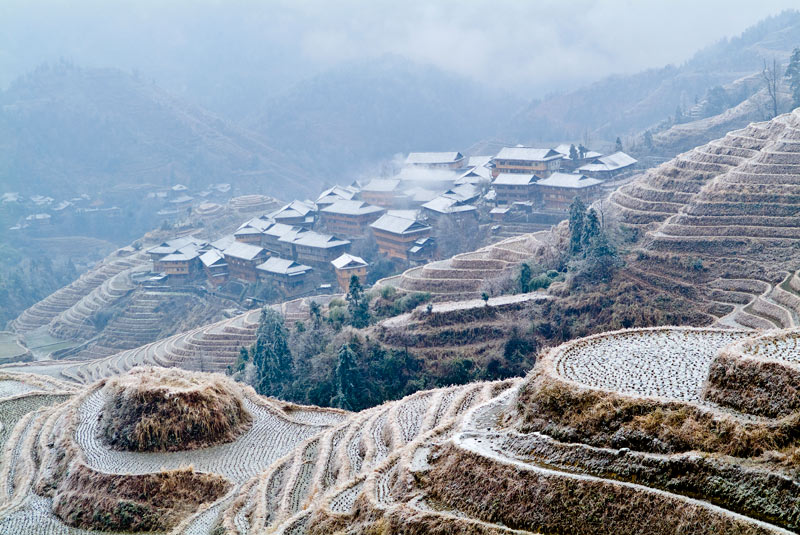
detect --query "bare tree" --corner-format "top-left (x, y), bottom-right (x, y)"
top-left (762, 58), bottom-right (780, 119)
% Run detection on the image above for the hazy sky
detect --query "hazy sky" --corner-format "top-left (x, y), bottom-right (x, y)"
top-left (1, 0), bottom-right (798, 100)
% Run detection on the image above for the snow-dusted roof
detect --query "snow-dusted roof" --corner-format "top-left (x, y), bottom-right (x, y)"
top-left (370, 214), bottom-right (431, 235)
top-left (269, 200), bottom-right (316, 219)
top-left (321, 200), bottom-right (384, 216)
top-left (210, 235), bottom-right (236, 251)
top-left (147, 236), bottom-right (206, 256)
top-left (578, 151), bottom-right (638, 172)
top-left (495, 147), bottom-right (562, 162)
top-left (443, 183), bottom-right (480, 202)
top-left (331, 253), bottom-right (368, 270)
top-left (492, 173), bottom-right (537, 186)
top-left (223, 242), bottom-right (266, 260)
top-left (422, 196), bottom-right (477, 215)
top-left (467, 155), bottom-right (492, 168)
top-left (362, 179), bottom-right (401, 192)
top-left (405, 152), bottom-right (464, 165)
top-left (263, 223), bottom-right (295, 238)
top-left (238, 216), bottom-right (273, 232)
top-left (289, 231), bottom-right (350, 249)
top-left (456, 165), bottom-right (492, 183)
top-left (257, 257), bottom-right (312, 276)
top-left (161, 248), bottom-right (200, 262)
top-left (535, 172), bottom-right (602, 189)
top-left (234, 226), bottom-right (263, 236)
top-left (200, 249), bottom-right (226, 267)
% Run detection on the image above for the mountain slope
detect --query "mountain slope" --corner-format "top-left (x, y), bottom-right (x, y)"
top-left (502, 10), bottom-right (800, 144)
top-left (251, 56), bottom-right (523, 177)
top-left (0, 62), bottom-right (317, 198)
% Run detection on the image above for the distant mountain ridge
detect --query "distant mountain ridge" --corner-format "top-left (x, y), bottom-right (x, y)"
top-left (0, 62), bottom-right (317, 198)
top-left (251, 55), bottom-right (523, 178)
top-left (501, 9), bottom-right (800, 145)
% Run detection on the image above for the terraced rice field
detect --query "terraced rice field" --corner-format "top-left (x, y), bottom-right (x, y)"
top-left (553, 327), bottom-right (751, 401)
top-left (1, 324), bottom-right (800, 534)
top-left (384, 231), bottom-right (557, 301)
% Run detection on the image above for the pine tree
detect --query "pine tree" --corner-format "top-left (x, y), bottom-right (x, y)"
top-left (519, 262), bottom-right (532, 293)
top-left (332, 338), bottom-right (373, 410)
top-left (251, 307), bottom-right (293, 397)
top-left (615, 137), bottom-right (623, 152)
top-left (346, 275), bottom-right (370, 328)
top-left (569, 143), bottom-right (579, 160)
top-left (581, 208), bottom-right (600, 256)
top-left (568, 197), bottom-right (586, 255)
top-left (786, 47), bottom-right (800, 110)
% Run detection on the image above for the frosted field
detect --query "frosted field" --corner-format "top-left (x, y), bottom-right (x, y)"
top-left (553, 328), bottom-right (751, 401)
top-left (739, 330), bottom-right (800, 362)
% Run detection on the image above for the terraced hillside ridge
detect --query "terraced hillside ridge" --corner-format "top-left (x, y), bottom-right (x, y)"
top-left (0, 295), bottom-right (337, 386)
top-left (3, 325), bottom-right (800, 533)
top-left (601, 108), bottom-right (800, 330)
top-left (383, 230), bottom-right (562, 301)
top-left (8, 249), bottom-right (149, 335)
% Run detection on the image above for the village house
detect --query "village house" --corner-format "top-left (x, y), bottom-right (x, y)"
top-left (533, 172), bottom-right (603, 212)
top-left (361, 179), bottom-right (401, 207)
top-left (234, 216), bottom-right (273, 245)
top-left (159, 247), bottom-right (202, 280)
top-left (290, 231), bottom-right (351, 267)
top-left (199, 249), bottom-right (228, 287)
top-left (405, 151), bottom-right (465, 169)
top-left (319, 200), bottom-right (384, 237)
top-left (256, 257), bottom-right (314, 296)
top-left (223, 242), bottom-right (269, 282)
top-left (331, 253), bottom-right (369, 291)
top-left (268, 200), bottom-right (316, 228)
top-left (407, 236), bottom-right (437, 263)
top-left (262, 223), bottom-right (297, 256)
top-left (492, 173), bottom-right (538, 204)
top-left (370, 213), bottom-right (432, 262)
top-left (492, 147), bottom-right (562, 178)
top-left (146, 237), bottom-right (207, 272)
top-left (578, 151), bottom-right (638, 179)
top-left (421, 196), bottom-right (478, 222)
top-left (315, 185), bottom-right (360, 209)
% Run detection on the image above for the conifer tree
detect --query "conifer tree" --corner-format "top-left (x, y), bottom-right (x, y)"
top-left (581, 208), bottom-right (600, 256)
top-left (346, 275), bottom-right (370, 328)
top-left (569, 143), bottom-right (579, 160)
top-left (615, 137), bottom-right (623, 152)
top-left (568, 197), bottom-right (586, 255)
top-left (251, 307), bottom-right (293, 397)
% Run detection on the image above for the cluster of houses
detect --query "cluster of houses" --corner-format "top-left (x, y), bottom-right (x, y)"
top-left (145, 144), bottom-right (636, 299)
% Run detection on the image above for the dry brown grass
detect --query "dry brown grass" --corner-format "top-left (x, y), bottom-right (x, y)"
top-left (515, 371), bottom-right (800, 460)
top-left (101, 366), bottom-right (252, 452)
top-left (704, 352), bottom-right (800, 418)
top-left (421, 442), bottom-right (778, 535)
top-left (52, 464), bottom-right (229, 532)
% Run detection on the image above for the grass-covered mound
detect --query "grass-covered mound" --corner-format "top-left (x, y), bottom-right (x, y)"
top-left (101, 367), bottom-right (252, 452)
